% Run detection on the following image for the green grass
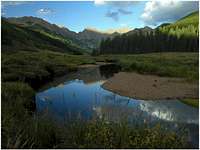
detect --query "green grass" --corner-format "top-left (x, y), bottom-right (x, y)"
top-left (98, 52), bottom-right (199, 81)
top-left (3, 52), bottom-right (194, 89)
top-left (180, 98), bottom-right (199, 108)
top-left (2, 117), bottom-right (190, 149)
top-left (2, 51), bottom-right (95, 89)
top-left (1, 82), bottom-right (35, 119)
top-left (2, 52), bottom-right (198, 148)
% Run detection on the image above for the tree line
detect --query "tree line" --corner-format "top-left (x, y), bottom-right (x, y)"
top-left (99, 25), bottom-right (198, 54)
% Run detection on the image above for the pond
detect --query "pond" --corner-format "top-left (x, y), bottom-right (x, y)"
top-left (36, 64), bottom-right (199, 147)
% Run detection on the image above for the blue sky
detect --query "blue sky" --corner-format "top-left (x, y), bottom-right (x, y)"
top-left (1, 1), bottom-right (199, 33)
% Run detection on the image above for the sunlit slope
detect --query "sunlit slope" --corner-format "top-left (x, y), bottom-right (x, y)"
top-left (100, 11), bottom-right (199, 54)
top-left (173, 11), bottom-right (199, 27)
top-left (2, 18), bottom-right (83, 54)
top-left (159, 11), bottom-right (199, 37)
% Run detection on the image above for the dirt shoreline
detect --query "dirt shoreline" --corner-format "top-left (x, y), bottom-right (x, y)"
top-left (102, 72), bottom-right (198, 100)
top-left (78, 62), bottom-right (114, 68)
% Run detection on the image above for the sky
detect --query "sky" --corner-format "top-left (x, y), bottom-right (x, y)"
top-left (1, 1), bottom-right (199, 33)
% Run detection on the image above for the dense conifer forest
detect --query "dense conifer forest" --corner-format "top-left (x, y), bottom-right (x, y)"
top-left (99, 11), bottom-right (199, 54)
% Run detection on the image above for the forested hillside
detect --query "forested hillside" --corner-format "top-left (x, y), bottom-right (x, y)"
top-left (2, 18), bottom-right (83, 54)
top-left (6, 16), bottom-right (112, 51)
top-left (99, 11), bottom-right (199, 54)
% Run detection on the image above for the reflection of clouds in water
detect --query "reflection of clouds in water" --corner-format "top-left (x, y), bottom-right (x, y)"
top-left (92, 106), bottom-right (103, 119)
top-left (37, 79), bottom-right (198, 126)
top-left (151, 110), bottom-right (174, 122)
top-left (92, 103), bottom-right (137, 123)
top-left (139, 101), bottom-right (198, 124)
top-left (36, 66), bottom-right (199, 148)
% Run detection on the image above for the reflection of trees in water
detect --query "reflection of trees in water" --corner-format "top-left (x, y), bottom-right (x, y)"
top-left (75, 64), bottom-right (121, 82)
top-left (74, 67), bottom-right (103, 83)
top-left (99, 64), bottom-right (121, 78)
top-left (37, 75), bottom-right (198, 128)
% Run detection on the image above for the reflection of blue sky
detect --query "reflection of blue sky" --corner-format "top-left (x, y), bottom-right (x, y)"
top-left (36, 79), bottom-right (198, 125)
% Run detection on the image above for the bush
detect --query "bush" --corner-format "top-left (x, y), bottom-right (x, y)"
top-left (2, 117), bottom-right (190, 149)
top-left (2, 82), bottom-right (35, 117)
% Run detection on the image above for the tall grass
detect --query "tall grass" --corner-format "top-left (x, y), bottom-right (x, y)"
top-left (2, 115), bottom-right (190, 149)
top-left (2, 82), bottom-right (192, 148)
top-left (2, 51), bottom-right (95, 89)
top-left (180, 98), bottom-right (199, 108)
top-left (101, 53), bottom-right (199, 81)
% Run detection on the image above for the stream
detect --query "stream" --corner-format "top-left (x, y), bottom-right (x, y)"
top-left (36, 64), bottom-right (199, 147)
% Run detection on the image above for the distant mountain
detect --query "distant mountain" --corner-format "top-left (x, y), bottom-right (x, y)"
top-left (157, 23), bottom-right (171, 28)
top-left (6, 16), bottom-right (114, 51)
top-left (126, 26), bottom-right (153, 35)
top-left (2, 18), bottom-right (83, 54)
top-left (77, 28), bottom-right (111, 49)
top-left (100, 11), bottom-right (199, 54)
top-left (83, 27), bottom-right (132, 34)
top-left (7, 16), bottom-right (78, 38)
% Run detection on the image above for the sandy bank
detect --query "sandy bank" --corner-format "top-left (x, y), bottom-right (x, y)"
top-left (102, 72), bottom-right (198, 100)
top-left (78, 62), bottom-right (115, 68)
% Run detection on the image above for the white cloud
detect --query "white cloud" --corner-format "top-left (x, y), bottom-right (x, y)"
top-left (94, 0), bottom-right (105, 5)
top-left (94, 1), bottom-right (139, 8)
top-left (37, 8), bottom-right (55, 15)
top-left (106, 1), bottom-right (140, 8)
top-left (141, 0), bottom-right (199, 25)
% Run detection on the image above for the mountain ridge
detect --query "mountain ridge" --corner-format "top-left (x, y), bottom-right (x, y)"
top-left (6, 16), bottom-right (112, 50)
top-left (6, 16), bottom-right (134, 50)
top-left (2, 18), bottom-right (83, 54)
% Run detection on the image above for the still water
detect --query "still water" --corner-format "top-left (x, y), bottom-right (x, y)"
top-left (36, 64), bottom-right (199, 147)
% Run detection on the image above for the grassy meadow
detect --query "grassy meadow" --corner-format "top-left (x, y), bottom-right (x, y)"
top-left (3, 51), bottom-right (198, 90)
top-left (2, 50), bottom-right (198, 148)
top-left (2, 51), bottom-right (95, 89)
top-left (180, 98), bottom-right (199, 108)
top-left (96, 52), bottom-right (199, 81)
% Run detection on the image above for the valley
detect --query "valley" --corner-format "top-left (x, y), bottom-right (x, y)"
top-left (1, 7), bottom-right (199, 149)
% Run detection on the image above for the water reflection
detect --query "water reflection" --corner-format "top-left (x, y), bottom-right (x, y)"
top-left (139, 101), bottom-right (198, 124)
top-left (36, 65), bottom-right (198, 147)
top-left (36, 79), bottom-right (198, 125)
top-left (99, 64), bottom-right (121, 78)
top-left (39, 64), bottom-right (121, 91)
